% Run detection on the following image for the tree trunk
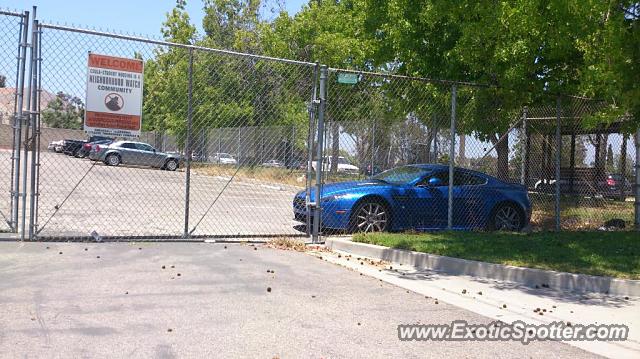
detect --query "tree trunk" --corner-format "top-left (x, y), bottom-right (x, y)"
top-left (458, 133), bottom-right (466, 166)
top-left (493, 133), bottom-right (509, 181)
top-left (330, 121), bottom-right (339, 173)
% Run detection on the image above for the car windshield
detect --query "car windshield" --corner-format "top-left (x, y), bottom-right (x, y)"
top-left (337, 157), bottom-right (350, 165)
top-left (372, 166), bottom-right (430, 185)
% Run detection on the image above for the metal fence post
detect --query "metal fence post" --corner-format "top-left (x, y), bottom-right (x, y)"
top-left (555, 96), bottom-right (562, 232)
top-left (28, 19), bottom-right (40, 240)
top-left (11, 10), bottom-right (29, 233)
top-left (635, 128), bottom-right (640, 231)
top-left (447, 84), bottom-right (457, 230)
top-left (305, 65), bottom-right (319, 237)
top-left (183, 48), bottom-right (194, 238)
top-left (20, 6), bottom-right (37, 240)
top-left (312, 65), bottom-right (327, 243)
top-left (520, 106), bottom-right (528, 186)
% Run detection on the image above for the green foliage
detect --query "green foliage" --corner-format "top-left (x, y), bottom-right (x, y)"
top-left (140, 0), bottom-right (637, 160)
top-left (41, 92), bottom-right (84, 129)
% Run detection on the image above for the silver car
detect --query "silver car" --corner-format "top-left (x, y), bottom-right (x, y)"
top-left (88, 140), bottom-right (182, 171)
top-left (211, 152), bottom-right (237, 165)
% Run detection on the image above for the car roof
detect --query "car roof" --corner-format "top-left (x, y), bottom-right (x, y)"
top-left (114, 140), bottom-right (150, 145)
top-left (408, 164), bottom-right (492, 178)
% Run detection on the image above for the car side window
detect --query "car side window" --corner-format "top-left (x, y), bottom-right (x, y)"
top-left (136, 144), bottom-right (154, 152)
top-left (120, 143), bottom-right (136, 149)
top-left (453, 171), bottom-right (486, 186)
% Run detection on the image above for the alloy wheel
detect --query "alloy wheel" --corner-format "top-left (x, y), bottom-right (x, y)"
top-left (494, 205), bottom-right (521, 231)
top-left (355, 202), bottom-right (388, 232)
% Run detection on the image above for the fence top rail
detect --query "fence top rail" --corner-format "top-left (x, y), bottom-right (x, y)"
top-left (38, 22), bottom-right (318, 67)
top-left (0, 9), bottom-right (24, 17)
top-left (327, 67), bottom-right (491, 88)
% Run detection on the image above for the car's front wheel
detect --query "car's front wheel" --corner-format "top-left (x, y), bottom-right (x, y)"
top-left (488, 203), bottom-right (523, 231)
top-left (105, 154), bottom-right (121, 166)
top-left (164, 159), bottom-right (178, 171)
top-left (350, 200), bottom-right (389, 233)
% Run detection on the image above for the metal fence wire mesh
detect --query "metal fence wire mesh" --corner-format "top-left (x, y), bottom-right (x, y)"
top-left (0, 11), bottom-right (26, 233)
top-left (1, 9), bottom-right (638, 241)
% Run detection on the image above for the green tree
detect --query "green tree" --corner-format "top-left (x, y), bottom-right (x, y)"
top-left (41, 92), bottom-right (84, 129)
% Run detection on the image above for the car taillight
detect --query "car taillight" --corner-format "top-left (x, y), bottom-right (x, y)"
top-left (607, 178), bottom-right (616, 186)
top-left (84, 143), bottom-right (91, 149)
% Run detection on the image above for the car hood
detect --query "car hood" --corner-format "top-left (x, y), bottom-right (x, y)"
top-left (297, 179), bottom-right (391, 200)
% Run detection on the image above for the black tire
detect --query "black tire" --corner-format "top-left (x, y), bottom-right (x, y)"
top-left (105, 153), bottom-right (121, 166)
top-left (349, 199), bottom-right (390, 233)
top-left (164, 159), bottom-right (179, 171)
top-left (487, 203), bottom-right (524, 232)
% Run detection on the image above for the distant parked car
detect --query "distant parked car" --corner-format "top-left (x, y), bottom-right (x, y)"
top-left (63, 135), bottom-right (112, 157)
top-left (294, 164), bottom-right (531, 233)
top-left (191, 152), bottom-right (208, 162)
top-left (312, 156), bottom-right (359, 174)
top-left (211, 153), bottom-right (237, 165)
top-left (88, 140), bottom-right (182, 171)
top-left (602, 173), bottom-right (633, 200)
top-left (77, 139), bottom-right (113, 158)
top-left (48, 140), bottom-right (64, 153)
top-left (262, 160), bottom-right (285, 168)
top-left (362, 164), bottom-right (382, 176)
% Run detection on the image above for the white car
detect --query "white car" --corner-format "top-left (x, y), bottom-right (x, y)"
top-left (262, 160), bottom-right (284, 168)
top-left (212, 153), bottom-right (237, 165)
top-left (48, 140), bottom-right (64, 153)
top-left (313, 156), bottom-right (359, 174)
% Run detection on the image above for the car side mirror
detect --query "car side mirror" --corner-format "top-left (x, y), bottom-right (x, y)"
top-left (428, 177), bottom-right (443, 187)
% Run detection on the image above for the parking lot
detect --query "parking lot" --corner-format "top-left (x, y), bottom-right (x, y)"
top-left (0, 242), bottom-right (596, 358)
top-left (0, 149), bottom-right (304, 237)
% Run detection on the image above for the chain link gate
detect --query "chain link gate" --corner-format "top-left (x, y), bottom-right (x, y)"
top-left (29, 23), bottom-right (319, 240)
top-left (0, 10), bottom-right (30, 236)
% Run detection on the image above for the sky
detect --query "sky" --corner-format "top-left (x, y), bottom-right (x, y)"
top-left (1, 0), bottom-right (307, 37)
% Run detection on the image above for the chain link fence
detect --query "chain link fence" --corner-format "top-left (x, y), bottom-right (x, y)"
top-left (0, 10), bottom-right (27, 234)
top-left (2, 7), bottom-right (638, 241)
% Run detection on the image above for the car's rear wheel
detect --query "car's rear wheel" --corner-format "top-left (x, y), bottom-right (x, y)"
top-left (165, 159), bottom-right (178, 171)
top-left (350, 200), bottom-right (389, 233)
top-left (489, 203), bottom-right (523, 231)
top-left (105, 154), bottom-right (121, 166)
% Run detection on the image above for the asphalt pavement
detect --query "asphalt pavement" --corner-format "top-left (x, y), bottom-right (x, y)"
top-left (0, 242), bottom-right (597, 358)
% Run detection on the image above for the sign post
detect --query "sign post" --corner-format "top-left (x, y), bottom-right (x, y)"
top-left (85, 53), bottom-right (144, 138)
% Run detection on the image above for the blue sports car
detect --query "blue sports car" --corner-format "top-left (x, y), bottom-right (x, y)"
top-left (293, 164), bottom-right (531, 232)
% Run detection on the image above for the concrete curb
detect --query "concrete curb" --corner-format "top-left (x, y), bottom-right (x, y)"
top-left (325, 237), bottom-right (640, 297)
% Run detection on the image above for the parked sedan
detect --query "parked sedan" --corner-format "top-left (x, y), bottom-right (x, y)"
top-left (262, 160), bottom-right (285, 168)
top-left (211, 153), bottom-right (237, 165)
top-left (48, 140), bottom-right (64, 153)
top-left (77, 139), bottom-right (113, 158)
top-left (88, 140), bottom-right (182, 171)
top-left (293, 164), bottom-right (531, 233)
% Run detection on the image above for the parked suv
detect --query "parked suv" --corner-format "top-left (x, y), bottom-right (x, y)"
top-left (89, 140), bottom-right (183, 171)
